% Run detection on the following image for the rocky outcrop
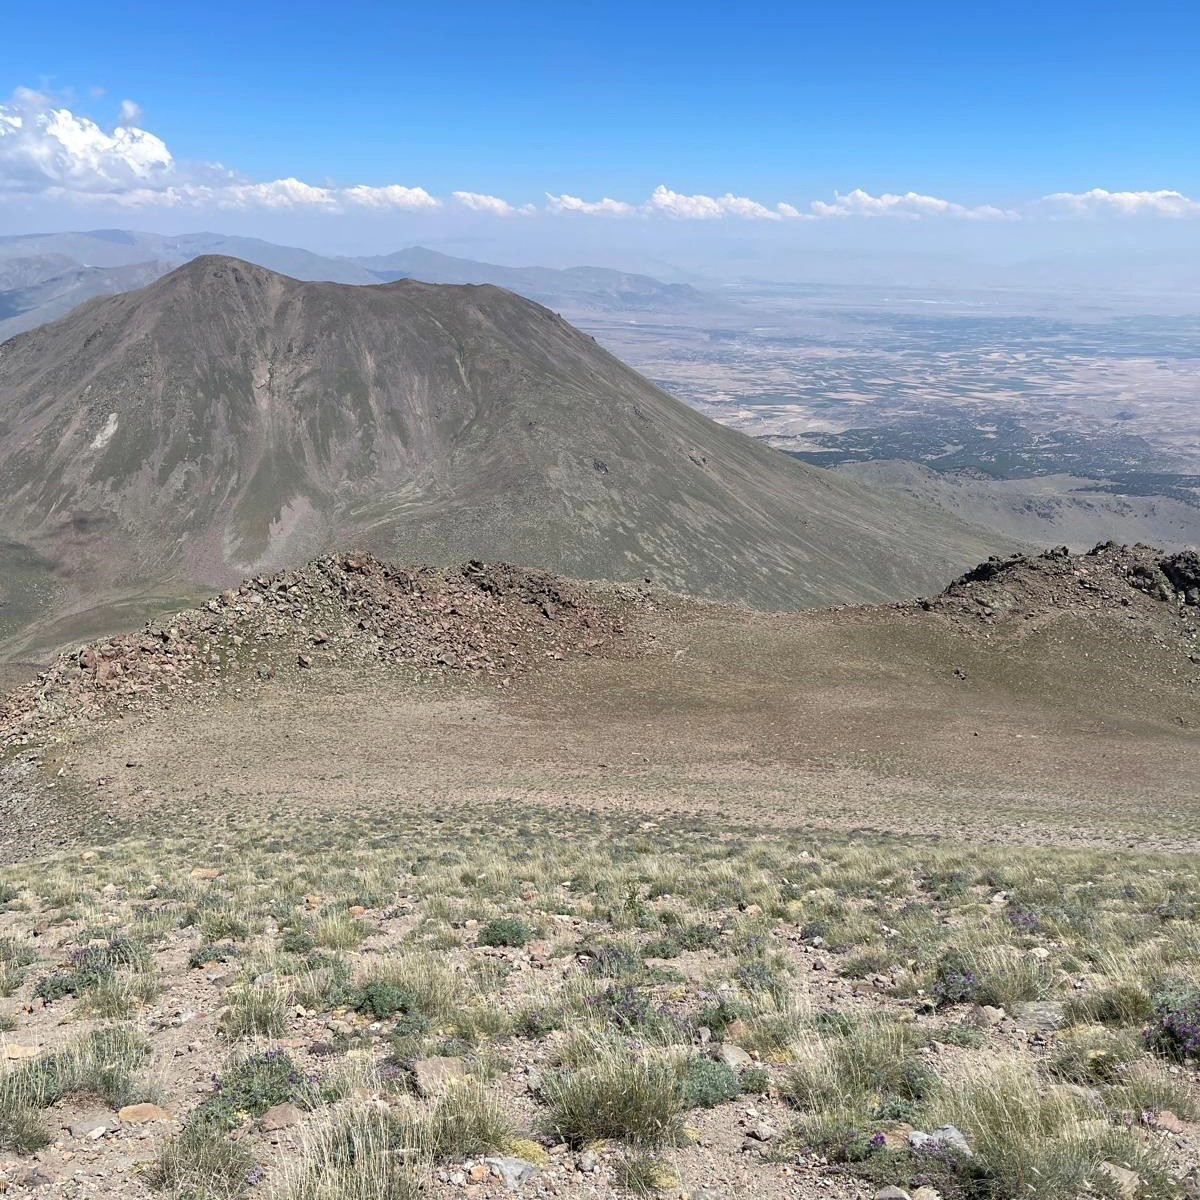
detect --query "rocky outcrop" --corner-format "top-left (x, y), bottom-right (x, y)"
top-left (0, 555), bottom-right (652, 747)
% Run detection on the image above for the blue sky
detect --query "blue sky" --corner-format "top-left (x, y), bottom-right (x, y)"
top-left (2, 0), bottom-right (1199, 273)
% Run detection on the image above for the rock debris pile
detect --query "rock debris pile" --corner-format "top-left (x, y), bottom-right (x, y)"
top-left (923, 541), bottom-right (1200, 626)
top-left (1, 555), bottom-right (644, 746)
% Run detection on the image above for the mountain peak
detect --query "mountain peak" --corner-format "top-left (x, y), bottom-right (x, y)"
top-left (0, 261), bottom-right (1008, 658)
top-left (155, 253), bottom-right (292, 288)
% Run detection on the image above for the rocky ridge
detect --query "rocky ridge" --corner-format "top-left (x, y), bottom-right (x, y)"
top-left (919, 541), bottom-right (1200, 652)
top-left (6, 541), bottom-right (1200, 753)
top-left (0, 554), bottom-right (657, 750)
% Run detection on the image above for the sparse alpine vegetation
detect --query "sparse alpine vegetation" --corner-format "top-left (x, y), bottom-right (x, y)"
top-left (0, 807), bottom-right (1197, 1198)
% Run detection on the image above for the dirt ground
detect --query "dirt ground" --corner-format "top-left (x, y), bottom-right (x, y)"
top-left (32, 597), bottom-right (1196, 859)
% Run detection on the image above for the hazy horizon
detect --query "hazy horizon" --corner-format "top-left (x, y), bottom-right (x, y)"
top-left (4, 1), bottom-right (1200, 297)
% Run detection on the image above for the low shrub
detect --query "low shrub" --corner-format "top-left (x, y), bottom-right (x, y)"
top-left (1144, 977), bottom-right (1200, 1062)
top-left (188, 1050), bottom-right (321, 1134)
top-left (681, 1056), bottom-right (741, 1108)
top-left (476, 917), bottom-right (532, 948)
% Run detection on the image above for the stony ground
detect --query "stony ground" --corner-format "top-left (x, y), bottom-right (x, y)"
top-left (0, 545), bottom-right (1198, 1200)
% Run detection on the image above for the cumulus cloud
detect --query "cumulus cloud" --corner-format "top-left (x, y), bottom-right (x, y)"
top-left (1038, 187), bottom-right (1200, 217)
top-left (0, 88), bottom-right (440, 214)
top-left (775, 201), bottom-right (812, 220)
top-left (646, 184), bottom-right (785, 220)
top-left (7, 89), bottom-right (1200, 228)
top-left (342, 183), bottom-right (441, 210)
top-left (0, 87), bottom-right (173, 194)
top-left (452, 190), bottom-right (536, 216)
top-left (809, 188), bottom-right (1016, 220)
top-left (546, 192), bottom-right (637, 216)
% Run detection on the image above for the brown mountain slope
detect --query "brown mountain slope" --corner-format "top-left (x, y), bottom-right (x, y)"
top-left (0, 255), bottom-right (1011, 658)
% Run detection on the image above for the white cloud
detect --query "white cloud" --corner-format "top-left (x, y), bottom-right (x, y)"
top-left (225, 178), bottom-right (338, 208)
top-left (0, 88), bottom-right (440, 215)
top-left (452, 190), bottom-right (536, 216)
top-left (808, 188), bottom-right (1016, 221)
top-left (546, 192), bottom-right (637, 216)
top-left (0, 88), bottom-right (173, 194)
top-left (775, 201), bottom-right (812, 220)
top-left (342, 183), bottom-right (441, 210)
top-left (6, 89), bottom-right (1200, 228)
top-left (1038, 187), bottom-right (1200, 218)
top-left (646, 184), bottom-right (782, 220)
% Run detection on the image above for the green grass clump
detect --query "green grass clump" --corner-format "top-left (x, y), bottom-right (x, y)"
top-left (270, 1107), bottom-right (424, 1200)
top-left (421, 1082), bottom-right (514, 1159)
top-left (1050, 1026), bottom-right (1138, 1086)
top-left (31, 934), bottom-right (151, 1007)
top-left (582, 942), bottom-right (644, 977)
top-left (784, 1016), bottom-right (934, 1121)
top-left (930, 1063), bottom-right (1176, 1200)
top-left (221, 982), bottom-right (290, 1039)
top-left (541, 1051), bottom-right (685, 1148)
top-left (0, 936), bottom-right (37, 997)
top-left (145, 1124), bottom-right (256, 1199)
top-left (1103, 1057), bottom-right (1199, 1121)
top-left (476, 917), bottom-right (532, 948)
top-left (0, 1103), bottom-right (52, 1154)
top-left (612, 1152), bottom-right (679, 1194)
top-left (194, 907), bottom-right (252, 944)
top-left (292, 956), bottom-right (356, 1013)
top-left (1065, 982), bottom-right (1154, 1027)
top-left (359, 954), bottom-right (461, 1022)
top-left (933, 946), bottom-right (1052, 1009)
top-left (310, 909), bottom-right (368, 951)
top-left (78, 964), bottom-right (162, 1017)
top-left (0, 1026), bottom-right (150, 1151)
top-left (188, 942), bottom-right (241, 969)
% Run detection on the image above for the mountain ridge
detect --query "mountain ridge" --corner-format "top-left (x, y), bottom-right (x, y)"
top-left (0, 254), bottom-right (1011, 659)
top-left (0, 232), bottom-right (719, 335)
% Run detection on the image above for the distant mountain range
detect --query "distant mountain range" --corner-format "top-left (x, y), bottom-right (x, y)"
top-left (357, 245), bottom-right (710, 311)
top-left (0, 255), bottom-right (1007, 658)
top-left (0, 230), bottom-right (713, 342)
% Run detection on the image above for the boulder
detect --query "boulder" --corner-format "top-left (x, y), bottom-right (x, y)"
top-left (1099, 1162), bottom-right (1142, 1200)
top-left (118, 1102), bottom-right (172, 1123)
top-left (260, 1101), bottom-right (303, 1131)
top-left (1011, 1000), bottom-right (1065, 1031)
top-left (909, 1124), bottom-right (971, 1157)
top-left (483, 1156), bottom-right (540, 1190)
top-left (715, 1044), bottom-right (752, 1069)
